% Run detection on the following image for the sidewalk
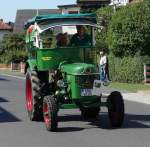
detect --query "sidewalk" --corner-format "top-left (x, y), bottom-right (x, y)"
top-left (123, 91), bottom-right (150, 105)
top-left (0, 70), bottom-right (25, 77)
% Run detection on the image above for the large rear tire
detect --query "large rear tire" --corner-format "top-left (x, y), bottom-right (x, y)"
top-left (43, 95), bottom-right (58, 131)
top-left (107, 91), bottom-right (124, 127)
top-left (25, 70), bottom-right (43, 121)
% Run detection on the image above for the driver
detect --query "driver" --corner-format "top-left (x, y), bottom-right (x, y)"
top-left (70, 25), bottom-right (91, 46)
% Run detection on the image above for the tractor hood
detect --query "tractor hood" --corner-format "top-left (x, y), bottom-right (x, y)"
top-left (60, 63), bottom-right (96, 75)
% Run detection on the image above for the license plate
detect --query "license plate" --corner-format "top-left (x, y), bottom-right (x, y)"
top-left (81, 89), bottom-right (93, 96)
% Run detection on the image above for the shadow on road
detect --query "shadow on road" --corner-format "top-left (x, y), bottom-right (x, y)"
top-left (57, 114), bottom-right (106, 132)
top-left (0, 77), bottom-right (10, 82)
top-left (0, 97), bottom-right (21, 123)
top-left (57, 127), bottom-right (84, 132)
top-left (0, 107), bottom-right (21, 123)
top-left (0, 97), bottom-right (9, 102)
top-left (59, 114), bottom-right (81, 122)
top-left (89, 112), bottom-right (150, 129)
top-left (123, 113), bottom-right (150, 128)
top-left (57, 112), bottom-right (150, 132)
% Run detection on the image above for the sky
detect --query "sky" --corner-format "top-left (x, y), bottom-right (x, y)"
top-left (0, 0), bottom-right (76, 22)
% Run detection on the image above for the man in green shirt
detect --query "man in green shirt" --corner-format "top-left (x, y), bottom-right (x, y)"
top-left (70, 25), bottom-right (91, 46)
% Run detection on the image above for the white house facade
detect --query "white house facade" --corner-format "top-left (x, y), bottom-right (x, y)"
top-left (110, 0), bottom-right (131, 6)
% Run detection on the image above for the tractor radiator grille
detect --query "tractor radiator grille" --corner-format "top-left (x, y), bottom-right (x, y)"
top-left (76, 74), bottom-right (99, 88)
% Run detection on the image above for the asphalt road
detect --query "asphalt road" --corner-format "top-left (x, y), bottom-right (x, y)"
top-left (0, 74), bottom-right (150, 147)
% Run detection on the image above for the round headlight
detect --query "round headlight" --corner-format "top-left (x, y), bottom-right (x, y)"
top-left (57, 80), bottom-right (65, 88)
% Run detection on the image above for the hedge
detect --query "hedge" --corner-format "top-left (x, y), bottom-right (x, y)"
top-left (108, 54), bottom-right (150, 83)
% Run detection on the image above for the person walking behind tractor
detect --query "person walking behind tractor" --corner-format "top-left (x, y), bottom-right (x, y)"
top-left (99, 51), bottom-right (109, 83)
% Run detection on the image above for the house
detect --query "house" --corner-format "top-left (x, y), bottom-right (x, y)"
top-left (14, 6), bottom-right (82, 35)
top-left (58, 4), bottom-right (80, 34)
top-left (0, 19), bottom-right (13, 40)
top-left (77, 0), bottom-right (141, 9)
top-left (109, 0), bottom-right (142, 6)
top-left (13, 9), bottom-right (61, 34)
top-left (77, 0), bottom-right (110, 9)
top-left (58, 4), bottom-right (80, 14)
top-left (110, 0), bottom-right (126, 6)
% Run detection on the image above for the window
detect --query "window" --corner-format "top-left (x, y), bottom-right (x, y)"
top-left (68, 11), bottom-right (79, 14)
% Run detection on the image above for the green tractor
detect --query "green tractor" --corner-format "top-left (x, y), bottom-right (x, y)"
top-left (24, 13), bottom-right (124, 131)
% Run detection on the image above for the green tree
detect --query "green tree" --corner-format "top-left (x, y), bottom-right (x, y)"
top-left (0, 33), bottom-right (27, 63)
top-left (96, 6), bottom-right (113, 53)
top-left (107, 1), bottom-right (150, 57)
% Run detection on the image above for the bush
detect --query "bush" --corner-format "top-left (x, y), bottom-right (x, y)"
top-left (108, 54), bottom-right (150, 83)
top-left (107, 1), bottom-right (150, 57)
top-left (0, 33), bottom-right (27, 63)
top-left (96, 7), bottom-right (113, 53)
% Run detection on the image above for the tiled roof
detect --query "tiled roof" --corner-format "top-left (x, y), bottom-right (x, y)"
top-left (77, 0), bottom-right (110, 8)
top-left (14, 9), bottom-right (61, 33)
top-left (0, 19), bottom-right (13, 30)
top-left (58, 4), bottom-right (79, 8)
top-left (77, 0), bottom-right (110, 2)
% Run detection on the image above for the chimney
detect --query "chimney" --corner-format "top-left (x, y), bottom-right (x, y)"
top-left (0, 19), bottom-right (3, 23)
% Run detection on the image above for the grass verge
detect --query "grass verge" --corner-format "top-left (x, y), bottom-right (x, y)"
top-left (109, 82), bottom-right (150, 93)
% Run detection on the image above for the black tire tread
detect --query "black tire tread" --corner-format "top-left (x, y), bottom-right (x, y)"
top-left (108, 91), bottom-right (124, 127)
top-left (26, 70), bottom-right (43, 121)
top-left (43, 95), bottom-right (58, 131)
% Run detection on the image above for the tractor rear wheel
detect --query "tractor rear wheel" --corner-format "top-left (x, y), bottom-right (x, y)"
top-left (25, 70), bottom-right (43, 121)
top-left (107, 91), bottom-right (124, 127)
top-left (43, 95), bottom-right (58, 131)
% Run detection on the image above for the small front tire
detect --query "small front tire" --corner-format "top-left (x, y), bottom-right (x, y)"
top-left (43, 95), bottom-right (58, 131)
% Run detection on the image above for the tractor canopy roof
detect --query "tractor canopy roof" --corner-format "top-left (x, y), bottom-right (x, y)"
top-left (24, 13), bottom-right (96, 30)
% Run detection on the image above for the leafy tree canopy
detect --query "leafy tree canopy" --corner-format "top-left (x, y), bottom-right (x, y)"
top-left (107, 1), bottom-right (150, 57)
top-left (0, 33), bottom-right (27, 63)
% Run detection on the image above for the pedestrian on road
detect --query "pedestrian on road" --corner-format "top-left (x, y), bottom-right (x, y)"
top-left (99, 51), bottom-right (109, 83)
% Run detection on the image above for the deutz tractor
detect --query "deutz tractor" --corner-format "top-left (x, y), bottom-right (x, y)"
top-left (24, 13), bottom-right (124, 131)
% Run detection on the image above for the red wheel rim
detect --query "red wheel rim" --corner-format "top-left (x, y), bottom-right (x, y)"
top-left (43, 102), bottom-right (51, 127)
top-left (26, 76), bottom-right (33, 111)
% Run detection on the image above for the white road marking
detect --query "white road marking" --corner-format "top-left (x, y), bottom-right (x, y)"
top-left (0, 73), bottom-right (25, 80)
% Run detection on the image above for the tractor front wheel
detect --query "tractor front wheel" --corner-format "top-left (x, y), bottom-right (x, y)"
top-left (43, 95), bottom-right (58, 131)
top-left (107, 91), bottom-right (124, 127)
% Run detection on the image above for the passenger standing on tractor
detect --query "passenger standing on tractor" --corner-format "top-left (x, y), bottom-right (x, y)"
top-left (99, 51), bottom-right (109, 83)
top-left (70, 25), bottom-right (91, 46)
